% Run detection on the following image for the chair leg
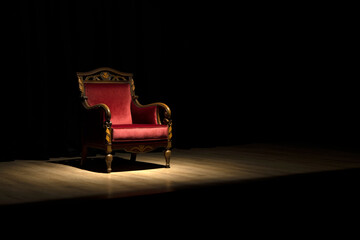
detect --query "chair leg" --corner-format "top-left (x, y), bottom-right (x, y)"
top-left (130, 153), bottom-right (137, 161)
top-left (105, 153), bottom-right (113, 173)
top-left (81, 145), bottom-right (87, 167)
top-left (164, 149), bottom-right (171, 168)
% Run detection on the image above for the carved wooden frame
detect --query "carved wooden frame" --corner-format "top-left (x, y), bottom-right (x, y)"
top-left (77, 67), bottom-right (172, 173)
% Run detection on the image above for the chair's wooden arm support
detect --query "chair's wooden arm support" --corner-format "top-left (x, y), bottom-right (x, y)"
top-left (81, 97), bottom-right (111, 123)
top-left (80, 97), bottom-right (112, 145)
top-left (132, 98), bottom-right (171, 125)
top-left (152, 102), bottom-right (171, 121)
top-left (144, 102), bottom-right (171, 123)
top-left (142, 102), bottom-right (172, 145)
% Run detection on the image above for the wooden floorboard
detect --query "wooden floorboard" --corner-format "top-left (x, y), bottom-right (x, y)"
top-left (1, 143), bottom-right (360, 207)
top-left (1, 143), bottom-right (360, 235)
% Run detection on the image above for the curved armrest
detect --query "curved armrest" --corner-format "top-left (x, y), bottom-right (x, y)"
top-left (150, 102), bottom-right (171, 120)
top-left (80, 97), bottom-right (112, 144)
top-left (132, 99), bottom-right (171, 125)
top-left (81, 97), bottom-right (111, 123)
top-left (142, 102), bottom-right (171, 121)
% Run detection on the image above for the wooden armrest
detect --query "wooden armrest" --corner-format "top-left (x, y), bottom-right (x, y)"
top-left (145, 102), bottom-right (171, 120)
top-left (132, 98), bottom-right (171, 125)
top-left (81, 97), bottom-right (111, 123)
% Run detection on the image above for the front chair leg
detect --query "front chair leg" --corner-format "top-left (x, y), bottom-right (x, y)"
top-left (164, 149), bottom-right (171, 168)
top-left (105, 153), bottom-right (113, 173)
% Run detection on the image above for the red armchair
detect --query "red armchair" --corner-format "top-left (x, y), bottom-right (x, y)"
top-left (77, 67), bottom-right (172, 173)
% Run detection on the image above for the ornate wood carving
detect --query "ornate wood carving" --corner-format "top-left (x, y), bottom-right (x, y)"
top-left (104, 123), bottom-right (112, 144)
top-left (78, 76), bottom-right (85, 96)
top-left (77, 67), bottom-right (134, 96)
top-left (126, 145), bottom-right (155, 153)
top-left (84, 72), bottom-right (128, 82)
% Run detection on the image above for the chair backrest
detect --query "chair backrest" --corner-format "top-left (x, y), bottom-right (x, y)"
top-left (77, 68), bottom-right (135, 125)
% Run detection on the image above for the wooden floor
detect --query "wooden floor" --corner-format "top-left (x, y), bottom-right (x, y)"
top-left (1, 142), bottom-right (360, 207)
top-left (1, 142), bottom-right (360, 234)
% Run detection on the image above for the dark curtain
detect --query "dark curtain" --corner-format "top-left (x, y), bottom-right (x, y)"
top-left (3, 1), bottom-right (358, 161)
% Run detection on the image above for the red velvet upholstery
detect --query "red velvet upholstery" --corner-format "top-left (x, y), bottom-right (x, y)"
top-left (84, 82), bottom-right (169, 142)
top-left (85, 83), bottom-right (132, 125)
top-left (112, 124), bottom-right (168, 142)
top-left (131, 102), bottom-right (158, 124)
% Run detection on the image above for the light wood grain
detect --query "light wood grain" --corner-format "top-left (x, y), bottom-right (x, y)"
top-left (1, 143), bottom-right (360, 205)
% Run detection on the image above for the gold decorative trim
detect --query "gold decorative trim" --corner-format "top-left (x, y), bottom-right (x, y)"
top-left (105, 127), bottom-right (111, 144)
top-left (84, 73), bottom-right (128, 82)
top-left (168, 120), bottom-right (173, 140)
top-left (128, 145), bottom-right (154, 153)
top-left (101, 71), bottom-right (110, 80)
top-left (77, 67), bottom-right (133, 84)
top-left (78, 76), bottom-right (85, 96)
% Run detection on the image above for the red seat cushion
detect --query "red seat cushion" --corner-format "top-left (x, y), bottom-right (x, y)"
top-left (112, 124), bottom-right (168, 142)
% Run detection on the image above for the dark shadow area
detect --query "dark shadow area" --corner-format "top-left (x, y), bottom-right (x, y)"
top-left (6, 1), bottom-right (359, 160)
top-left (5, 167), bottom-right (360, 211)
top-left (2, 167), bottom-right (360, 234)
top-left (50, 156), bottom-right (165, 173)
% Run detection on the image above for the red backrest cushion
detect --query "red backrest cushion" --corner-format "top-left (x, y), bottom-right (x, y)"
top-left (85, 83), bottom-right (132, 124)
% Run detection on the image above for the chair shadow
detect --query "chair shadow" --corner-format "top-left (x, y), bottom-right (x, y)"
top-left (50, 156), bottom-right (165, 173)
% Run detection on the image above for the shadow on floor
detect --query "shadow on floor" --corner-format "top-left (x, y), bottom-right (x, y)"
top-left (50, 156), bottom-right (165, 173)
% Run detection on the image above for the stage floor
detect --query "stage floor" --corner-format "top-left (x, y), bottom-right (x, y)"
top-left (2, 142), bottom-right (360, 235)
top-left (1, 142), bottom-right (360, 207)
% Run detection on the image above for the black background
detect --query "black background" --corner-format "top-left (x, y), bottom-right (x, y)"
top-left (3, 1), bottom-right (358, 160)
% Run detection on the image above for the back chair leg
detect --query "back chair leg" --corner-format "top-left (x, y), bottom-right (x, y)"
top-left (130, 153), bottom-right (137, 161)
top-left (81, 145), bottom-right (87, 167)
